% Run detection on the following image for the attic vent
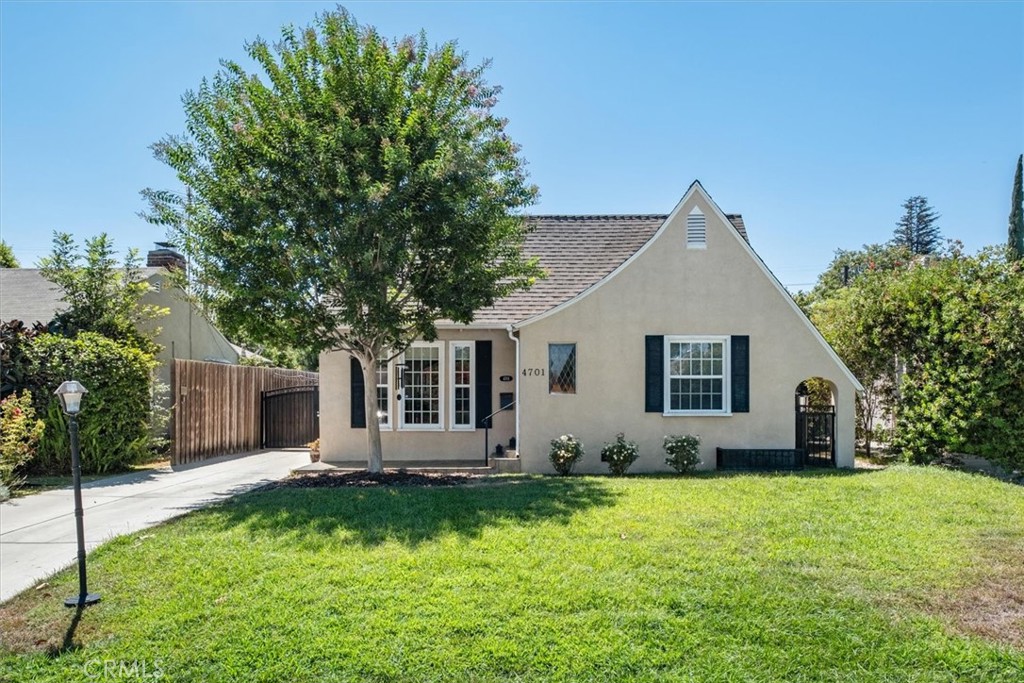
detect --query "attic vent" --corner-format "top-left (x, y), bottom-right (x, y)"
top-left (686, 207), bottom-right (706, 249)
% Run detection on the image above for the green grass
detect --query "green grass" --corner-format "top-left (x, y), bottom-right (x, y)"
top-left (1, 466), bottom-right (1022, 682)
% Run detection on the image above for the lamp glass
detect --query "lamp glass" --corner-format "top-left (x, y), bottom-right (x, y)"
top-left (55, 380), bottom-right (88, 415)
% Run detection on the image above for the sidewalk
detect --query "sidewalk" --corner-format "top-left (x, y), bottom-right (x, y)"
top-left (0, 449), bottom-right (309, 602)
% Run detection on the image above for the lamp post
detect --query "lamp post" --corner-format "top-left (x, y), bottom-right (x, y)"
top-left (55, 380), bottom-right (101, 608)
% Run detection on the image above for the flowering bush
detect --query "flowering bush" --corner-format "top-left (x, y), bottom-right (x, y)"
top-left (0, 391), bottom-right (45, 490)
top-left (549, 434), bottom-right (584, 476)
top-left (664, 434), bottom-right (701, 474)
top-left (601, 432), bottom-right (639, 476)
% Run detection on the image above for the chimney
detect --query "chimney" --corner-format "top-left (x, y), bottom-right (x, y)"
top-left (147, 242), bottom-right (187, 271)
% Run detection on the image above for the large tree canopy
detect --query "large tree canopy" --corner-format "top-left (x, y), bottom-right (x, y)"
top-left (144, 8), bottom-right (542, 471)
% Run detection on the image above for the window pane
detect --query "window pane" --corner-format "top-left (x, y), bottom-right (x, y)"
top-left (665, 340), bottom-right (725, 412)
top-left (403, 346), bottom-right (440, 427)
top-left (452, 344), bottom-right (473, 427)
top-left (549, 344), bottom-right (576, 394)
top-left (376, 360), bottom-right (389, 425)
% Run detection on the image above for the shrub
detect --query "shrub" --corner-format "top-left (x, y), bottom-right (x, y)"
top-left (27, 332), bottom-right (157, 474)
top-left (664, 434), bottom-right (701, 474)
top-left (0, 391), bottom-right (45, 489)
top-left (1, 320), bottom-right (47, 399)
top-left (549, 434), bottom-right (584, 476)
top-left (601, 432), bottom-right (639, 476)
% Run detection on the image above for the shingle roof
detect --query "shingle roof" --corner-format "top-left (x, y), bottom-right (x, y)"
top-left (471, 213), bottom-right (748, 325)
top-left (0, 267), bottom-right (165, 325)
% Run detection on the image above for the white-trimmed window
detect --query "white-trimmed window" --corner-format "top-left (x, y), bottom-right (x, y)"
top-left (686, 206), bottom-right (706, 249)
top-left (400, 343), bottom-right (444, 429)
top-left (665, 336), bottom-right (729, 414)
top-left (450, 342), bottom-right (474, 430)
top-left (376, 359), bottom-right (391, 428)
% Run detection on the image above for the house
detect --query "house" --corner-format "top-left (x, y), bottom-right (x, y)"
top-left (0, 244), bottom-right (240, 408)
top-left (319, 181), bottom-right (863, 472)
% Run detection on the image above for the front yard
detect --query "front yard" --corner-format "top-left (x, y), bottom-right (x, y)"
top-left (1, 466), bottom-right (1021, 682)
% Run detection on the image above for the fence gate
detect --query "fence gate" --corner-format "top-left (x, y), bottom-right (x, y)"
top-left (261, 385), bottom-right (319, 448)
top-left (796, 405), bottom-right (835, 467)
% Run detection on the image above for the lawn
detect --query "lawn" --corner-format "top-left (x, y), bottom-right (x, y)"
top-left (1, 466), bottom-right (1022, 682)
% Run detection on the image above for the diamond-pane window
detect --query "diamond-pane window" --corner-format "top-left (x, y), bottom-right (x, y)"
top-left (549, 344), bottom-right (576, 394)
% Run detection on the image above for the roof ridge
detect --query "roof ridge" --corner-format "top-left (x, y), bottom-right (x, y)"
top-left (526, 214), bottom-right (669, 220)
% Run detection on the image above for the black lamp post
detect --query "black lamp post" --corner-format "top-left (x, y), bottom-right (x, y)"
top-left (55, 380), bottom-right (101, 608)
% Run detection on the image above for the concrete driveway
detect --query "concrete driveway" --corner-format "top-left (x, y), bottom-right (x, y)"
top-left (0, 449), bottom-right (309, 603)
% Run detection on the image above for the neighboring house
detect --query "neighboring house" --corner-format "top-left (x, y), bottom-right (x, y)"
top-left (0, 244), bottom-right (239, 406)
top-left (320, 181), bottom-right (863, 472)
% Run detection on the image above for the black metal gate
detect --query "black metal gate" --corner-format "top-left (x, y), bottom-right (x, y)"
top-left (261, 385), bottom-right (319, 448)
top-left (796, 405), bottom-right (835, 467)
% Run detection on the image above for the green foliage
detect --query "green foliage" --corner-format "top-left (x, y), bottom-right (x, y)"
top-left (27, 332), bottom-right (158, 474)
top-left (142, 7), bottom-right (541, 356)
top-left (38, 232), bottom-right (167, 356)
top-left (548, 434), bottom-right (584, 476)
top-left (143, 8), bottom-right (542, 470)
top-left (600, 432), bottom-right (639, 476)
top-left (804, 243), bottom-right (912, 303)
top-left (880, 247), bottom-right (1024, 467)
top-left (0, 240), bottom-right (19, 268)
top-left (0, 320), bottom-right (46, 399)
top-left (663, 434), bottom-right (701, 473)
top-left (0, 391), bottom-right (45, 489)
top-left (892, 195), bottom-right (942, 255)
top-left (811, 277), bottom-right (899, 457)
top-left (1010, 154), bottom-right (1023, 260)
top-left (814, 243), bottom-right (1024, 469)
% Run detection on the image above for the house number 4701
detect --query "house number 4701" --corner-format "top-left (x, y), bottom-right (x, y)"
top-left (522, 368), bottom-right (545, 376)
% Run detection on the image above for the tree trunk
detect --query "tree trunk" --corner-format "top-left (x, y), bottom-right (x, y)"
top-left (359, 353), bottom-right (384, 473)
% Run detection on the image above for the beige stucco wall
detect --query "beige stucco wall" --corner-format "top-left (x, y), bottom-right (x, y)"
top-left (320, 328), bottom-right (517, 463)
top-left (515, 190), bottom-right (858, 473)
top-left (140, 273), bottom-right (239, 405)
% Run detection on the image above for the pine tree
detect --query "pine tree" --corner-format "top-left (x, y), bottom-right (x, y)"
top-left (892, 196), bottom-right (942, 255)
top-left (1009, 154), bottom-right (1024, 260)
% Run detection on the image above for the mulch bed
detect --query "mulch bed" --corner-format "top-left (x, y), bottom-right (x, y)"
top-left (266, 470), bottom-right (484, 490)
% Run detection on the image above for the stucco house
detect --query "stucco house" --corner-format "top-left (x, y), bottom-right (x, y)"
top-left (0, 244), bottom-right (240, 407)
top-left (320, 181), bottom-right (863, 473)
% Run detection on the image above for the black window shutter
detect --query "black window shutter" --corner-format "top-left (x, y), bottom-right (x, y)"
top-left (731, 335), bottom-right (750, 413)
top-left (645, 335), bottom-right (664, 413)
top-left (350, 356), bottom-right (366, 428)
top-left (476, 340), bottom-right (493, 428)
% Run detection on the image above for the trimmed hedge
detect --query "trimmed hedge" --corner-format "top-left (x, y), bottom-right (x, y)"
top-left (28, 332), bottom-right (157, 474)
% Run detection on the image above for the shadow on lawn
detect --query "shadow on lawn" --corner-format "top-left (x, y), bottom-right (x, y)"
top-left (212, 478), bottom-right (618, 548)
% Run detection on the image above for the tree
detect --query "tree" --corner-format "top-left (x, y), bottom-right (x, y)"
top-left (144, 9), bottom-right (542, 472)
top-left (0, 240), bottom-right (19, 268)
top-left (811, 273), bottom-right (899, 458)
top-left (892, 196), bottom-right (941, 255)
top-left (803, 242), bottom-right (912, 304)
top-left (39, 233), bottom-right (166, 356)
top-left (1009, 154), bottom-right (1023, 260)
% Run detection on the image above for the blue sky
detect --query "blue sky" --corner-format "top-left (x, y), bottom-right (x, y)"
top-left (2, 1), bottom-right (1021, 290)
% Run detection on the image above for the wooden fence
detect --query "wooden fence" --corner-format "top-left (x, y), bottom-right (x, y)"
top-left (170, 359), bottom-right (319, 465)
